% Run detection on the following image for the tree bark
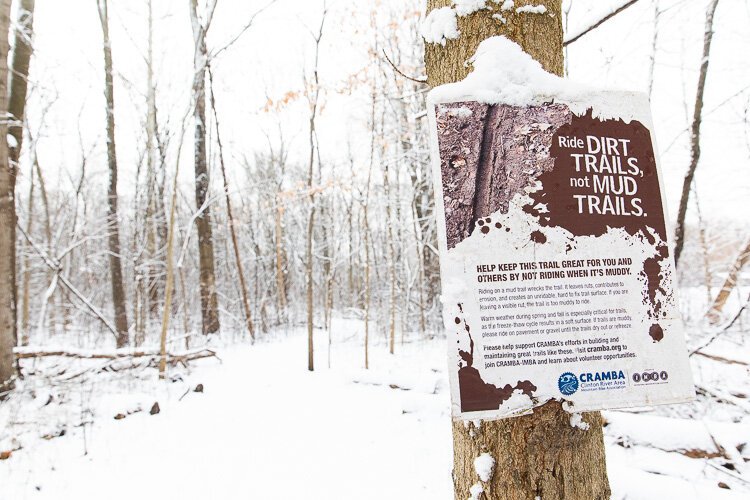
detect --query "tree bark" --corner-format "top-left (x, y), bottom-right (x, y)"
top-left (97, 0), bottom-right (129, 348)
top-left (425, 0), bottom-right (563, 88)
top-left (9, 0), bottom-right (36, 347)
top-left (0, 0), bottom-right (14, 397)
top-left (424, 1), bottom-right (611, 498)
top-left (8, 0), bottom-right (34, 165)
top-left (673, 0), bottom-right (720, 265)
top-left (384, 157), bottom-right (396, 354)
top-left (207, 66), bottom-right (254, 340)
top-left (707, 238), bottom-right (750, 324)
top-left (274, 199), bottom-right (287, 315)
top-left (306, 9), bottom-right (326, 372)
top-left (145, 0), bottom-right (166, 321)
top-left (159, 128), bottom-right (182, 379)
top-left (189, 0), bottom-right (220, 335)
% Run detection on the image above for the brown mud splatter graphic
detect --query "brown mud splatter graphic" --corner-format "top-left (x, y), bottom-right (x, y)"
top-left (530, 230), bottom-right (547, 244)
top-left (649, 324), bottom-right (664, 342)
top-left (436, 102), bottom-right (572, 249)
top-left (454, 303), bottom-right (537, 412)
top-left (643, 243), bottom-right (670, 341)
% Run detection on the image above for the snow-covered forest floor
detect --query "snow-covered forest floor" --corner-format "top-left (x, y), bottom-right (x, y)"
top-left (1, 317), bottom-right (748, 500)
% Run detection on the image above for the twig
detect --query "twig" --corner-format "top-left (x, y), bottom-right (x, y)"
top-left (208, 0), bottom-right (277, 61)
top-left (564, 0), bottom-right (642, 46)
top-left (382, 49), bottom-right (427, 84)
top-left (695, 383), bottom-right (750, 413)
top-left (690, 292), bottom-right (750, 355)
top-left (706, 461), bottom-right (750, 484)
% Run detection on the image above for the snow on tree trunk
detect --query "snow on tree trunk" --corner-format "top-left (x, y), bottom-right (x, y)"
top-left (423, 1), bottom-right (611, 498)
top-left (425, 0), bottom-right (564, 88)
top-left (189, 0), bottom-right (220, 335)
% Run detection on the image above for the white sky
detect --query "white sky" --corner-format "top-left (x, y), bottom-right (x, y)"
top-left (19, 0), bottom-right (750, 225)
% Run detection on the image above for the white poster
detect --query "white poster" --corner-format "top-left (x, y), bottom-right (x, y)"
top-left (428, 91), bottom-right (695, 421)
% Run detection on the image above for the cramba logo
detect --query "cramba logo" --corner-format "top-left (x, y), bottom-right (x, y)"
top-left (558, 372), bottom-right (579, 395)
top-left (579, 370), bottom-right (626, 383)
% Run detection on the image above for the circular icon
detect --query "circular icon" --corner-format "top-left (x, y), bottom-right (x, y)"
top-left (660, 371), bottom-right (668, 381)
top-left (558, 372), bottom-right (579, 395)
top-left (632, 372), bottom-right (641, 383)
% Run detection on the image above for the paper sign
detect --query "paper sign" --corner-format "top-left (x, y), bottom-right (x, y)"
top-left (428, 93), bottom-right (695, 420)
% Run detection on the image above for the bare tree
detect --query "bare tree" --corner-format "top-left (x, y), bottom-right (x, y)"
top-left (9, 0), bottom-right (36, 347)
top-left (159, 115), bottom-right (191, 379)
top-left (208, 66), bottom-right (255, 340)
top-left (305, 6), bottom-right (326, 371)
top-left (97, 0), bottom-right (129, 347)
top-left (134, 0), bottom-right (168, 346)
top-left (425, 1), bottom-right (610, 498)
top-left (673, 0), bottom-right (720, 264)
top-left (189, 0), bottom-right (220, 335)
top-left (0, 0), bottom-right (14, 397)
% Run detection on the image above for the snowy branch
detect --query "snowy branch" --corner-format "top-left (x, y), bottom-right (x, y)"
top-left (563, 0), bottom-right (642, 46)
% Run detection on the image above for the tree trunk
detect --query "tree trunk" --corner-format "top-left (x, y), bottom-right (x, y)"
top-left (424, 2), bottom-right (610, 498)
top-left (384, 158), bottom-right (396, 354)
top-left (8, 0), bottom-right (34, 164)
top-left (425, 0), bottom-right (563, 88)
top-left (20, 165), bottom-right (34, 345)
top-left (98, 0), bottom-right (129, 348)
top-left (707, 238), bottom-right (750, 324)
top-left (673, 0), bottom-right (720, 265)
top-left (207, 66), bottom-right (254, 340)
top-left (274, 199), bottom-right (287, 315)
top-left (9, 0), bottom-right (36, 347)
top-left (0, 0), bottom-right (14, 396)
top-left (159, 124), bottom-right (185, 380)
top-left (306, 204), bottom-right (315, 371)
top-left (306, 10), bottom-right (326, 372)
top-left (145, 0), bottom-right (165, 319)
top-left (189, 0), bottom-right (220, 335)
top-left (363, 204), bottom-right (370, 370)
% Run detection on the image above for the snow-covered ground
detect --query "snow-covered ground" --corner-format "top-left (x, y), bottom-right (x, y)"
top-left (1, 319), bottom-right (748, 499)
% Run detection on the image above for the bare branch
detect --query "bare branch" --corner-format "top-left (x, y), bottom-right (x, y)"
top-left (564, 0), bottom-right (642, 46)
top-left (208, 0), bottom-right (277, 61)
top-left (382, 50), bottom-right (427, 84)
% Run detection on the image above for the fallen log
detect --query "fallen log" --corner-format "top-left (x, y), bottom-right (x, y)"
top-left (694, 351), bottom-right (749, 367)
top-left (13, 346), bottom-right (218, 365)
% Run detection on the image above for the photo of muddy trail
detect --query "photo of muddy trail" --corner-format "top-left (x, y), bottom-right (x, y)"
top-left (435, 101), bottom-right (572, 250)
